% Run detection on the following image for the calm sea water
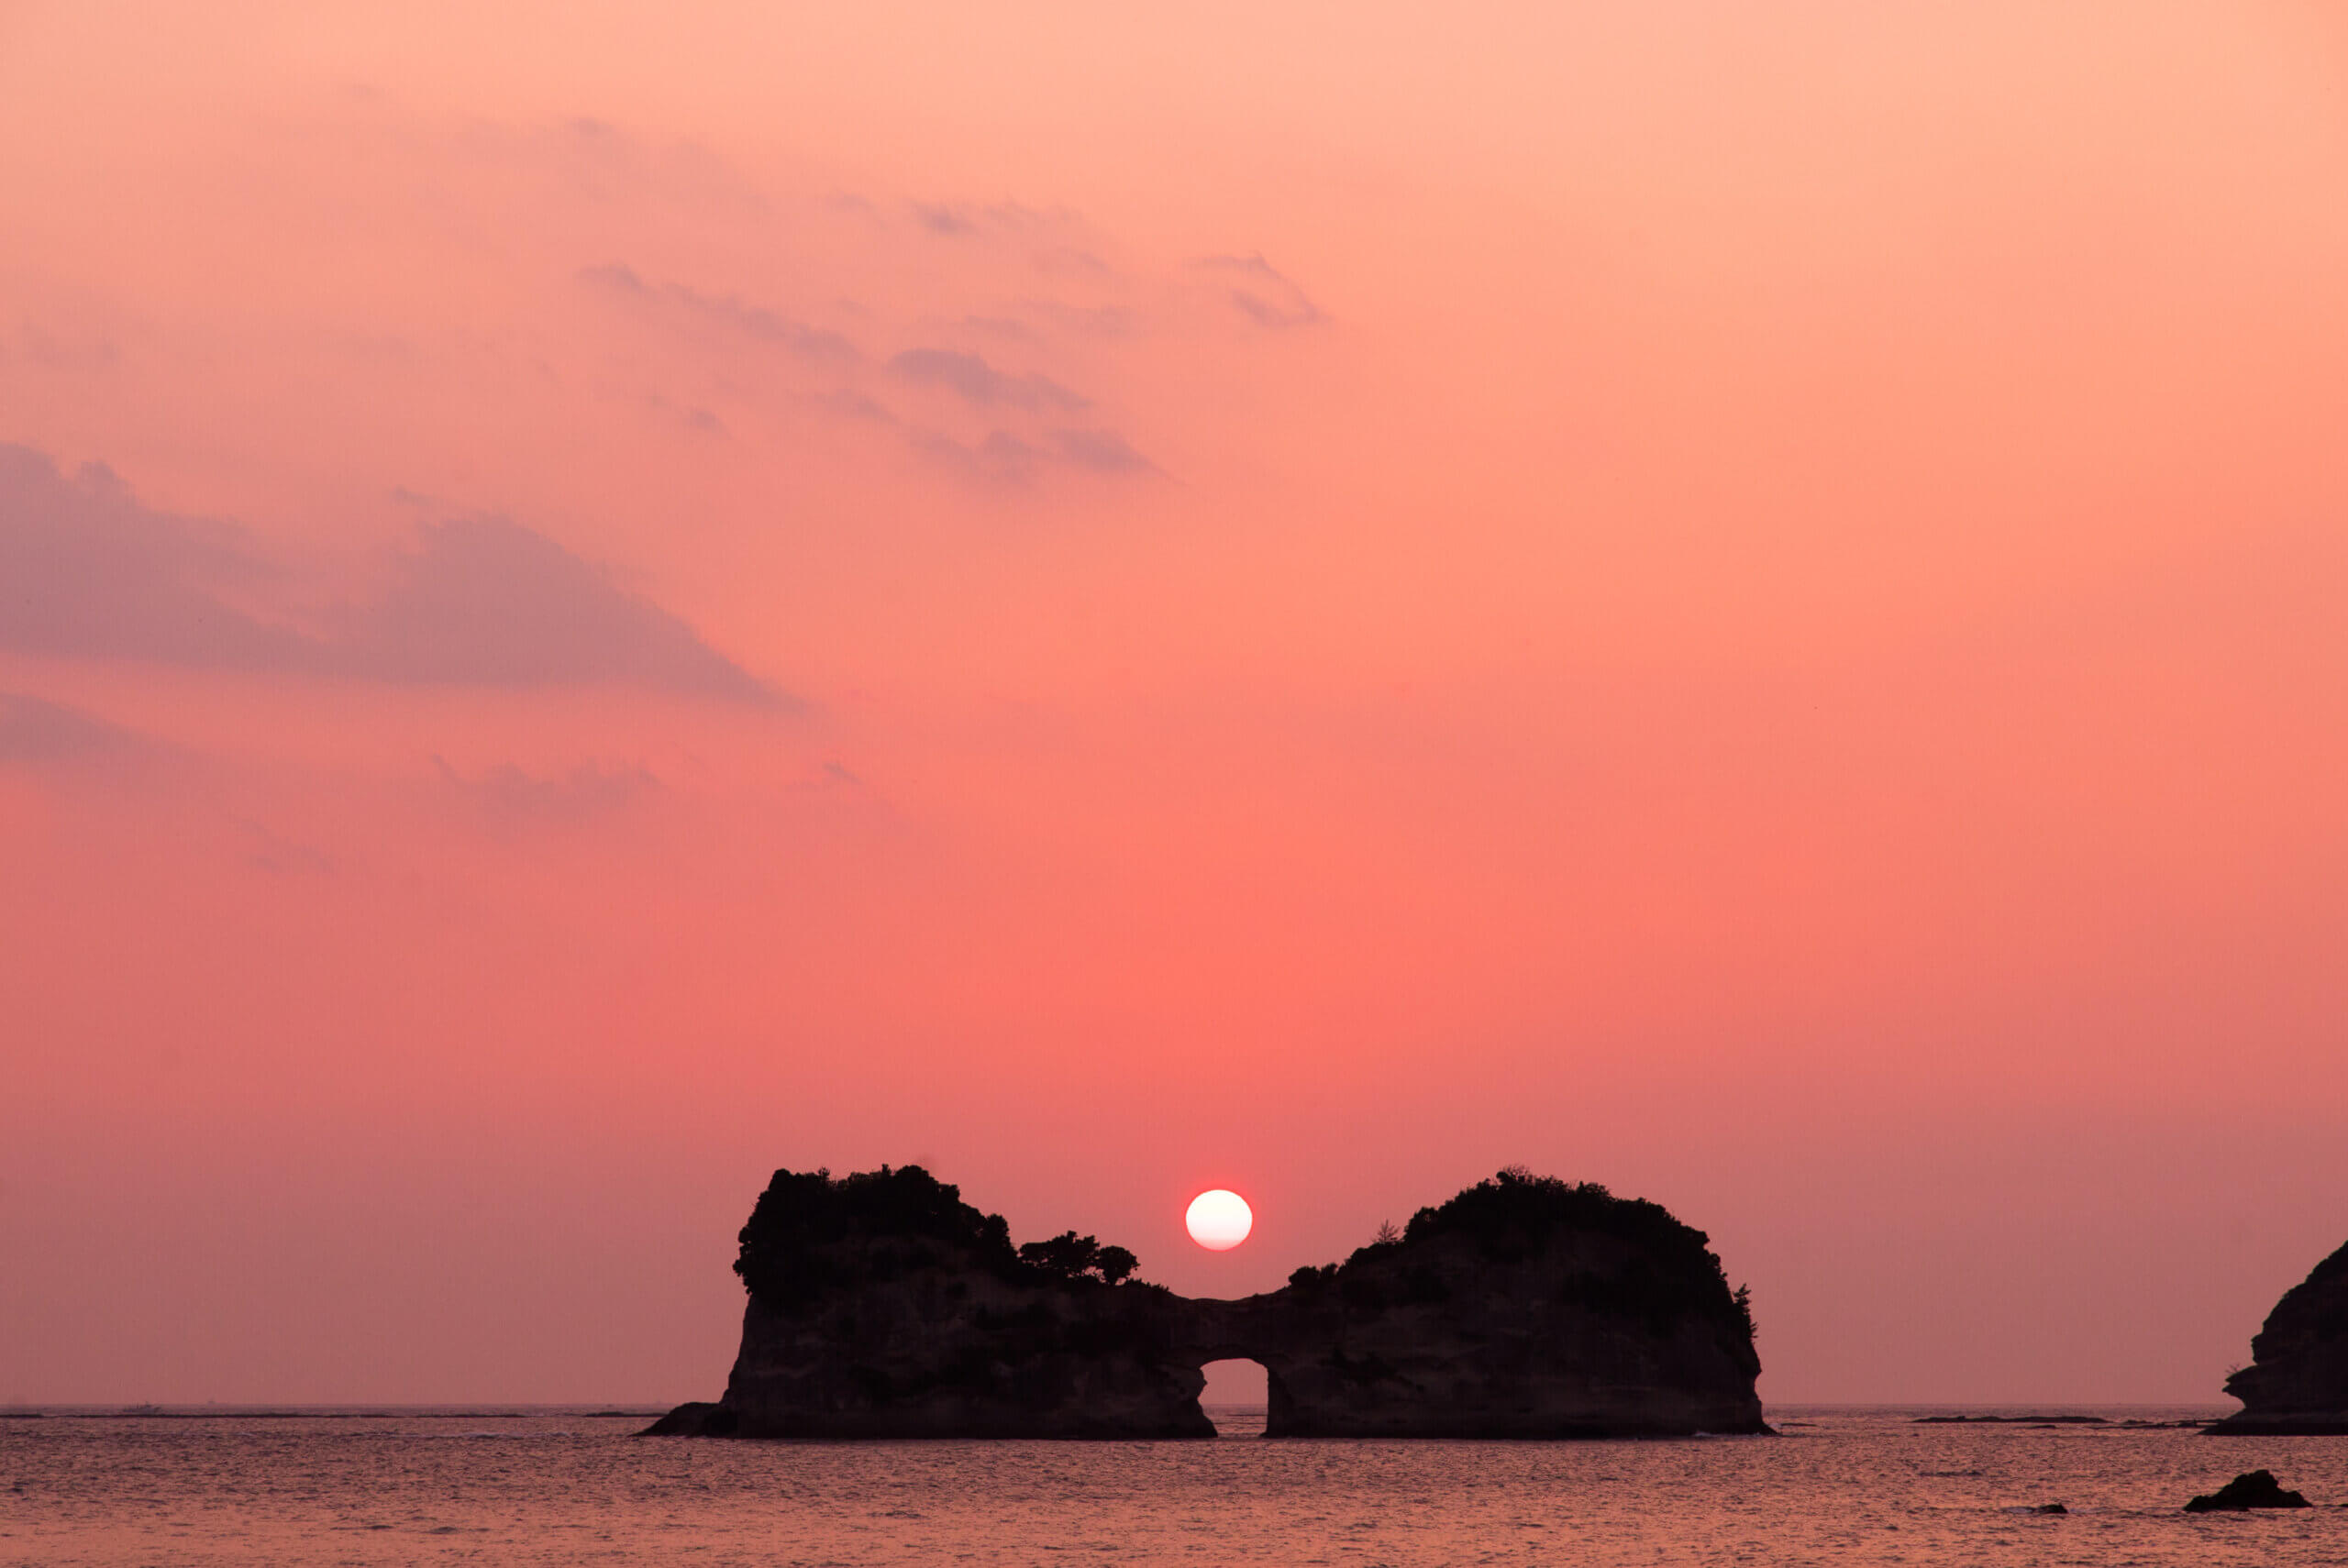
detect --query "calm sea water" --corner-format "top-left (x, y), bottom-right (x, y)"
top-left (6, 1404), bottom-right (2345, 1565)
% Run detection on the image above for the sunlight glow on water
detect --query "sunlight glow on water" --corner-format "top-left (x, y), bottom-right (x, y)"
top-left (5, 1406), bottom-right (2345, 1565)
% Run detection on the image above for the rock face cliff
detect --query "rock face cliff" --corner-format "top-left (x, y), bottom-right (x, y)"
top-left (2209, 1239), bottom-right (2348, 1436)
top-left (648, 1165), bottom-right (1213, 1438)
top-left (648, 1165), bottom-right (1765, 1439)
top-left (1210, 1172), bottom-right (1765, 1437)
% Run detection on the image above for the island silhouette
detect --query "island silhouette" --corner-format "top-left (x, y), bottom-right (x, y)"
top-left (648, 1165), bottom-right (1765, 1439)
top-left (2208, 1236), bottom-right (2348, 1435)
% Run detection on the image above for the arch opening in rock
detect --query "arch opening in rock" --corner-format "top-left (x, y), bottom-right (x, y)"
top-left (1198, 1358), bottom-right (1269, 1436)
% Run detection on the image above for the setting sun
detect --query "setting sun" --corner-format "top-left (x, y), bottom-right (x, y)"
top-left (1184, 1189), bottom-right (1253, 1252)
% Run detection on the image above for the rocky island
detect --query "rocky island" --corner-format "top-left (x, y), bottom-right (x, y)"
top-left (2208, 1238), bottom-right (2348, 1436)
top-left (2183, 1470), bottom-right (2312, 1509)
top-left (648, 1164), bottom-right (1765, 1439)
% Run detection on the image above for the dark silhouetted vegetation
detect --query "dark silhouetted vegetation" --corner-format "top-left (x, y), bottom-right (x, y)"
top-left (1291, 1167), bottom-right (1755, 1342)
top-left (1018, 1231), bottom-right (1138, 1284)
top-left (1396, 1167), bottom-right (1684, 1256)
top-left (733, 1165), bottom-right (1144, 1311)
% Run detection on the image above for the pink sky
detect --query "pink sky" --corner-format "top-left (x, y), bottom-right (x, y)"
top-left (5, 0), bottom-right (2348, 1405)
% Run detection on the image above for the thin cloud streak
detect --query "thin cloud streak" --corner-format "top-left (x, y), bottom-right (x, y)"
top-left (579, 264), bottom-right (859, 360)
top-left (887, 348), bottom-right (1088, 412)
top-left (1196, 253), bottom-right (1324, 328)
top-left (907, 425), bottom-right (1158, 482)
top-left (0, 690), bottom-right (152, 767)
top-left (0, 444), bottom-right (790, 705)
top-left (1049, 427), bottom-right (1157, 475)
top-left (431, 755), bottom-right (662, 838)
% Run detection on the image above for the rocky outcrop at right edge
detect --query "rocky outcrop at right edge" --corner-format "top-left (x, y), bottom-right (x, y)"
top-left (2208, 1238), bottom-right (2348, 1436)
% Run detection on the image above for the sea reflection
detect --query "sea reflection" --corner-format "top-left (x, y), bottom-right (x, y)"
top-left (4, 1405), bottom-right (2343, 1566)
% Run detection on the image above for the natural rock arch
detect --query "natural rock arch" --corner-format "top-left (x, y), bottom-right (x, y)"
top-left (648, 1165), bottom-right (1766, 1440)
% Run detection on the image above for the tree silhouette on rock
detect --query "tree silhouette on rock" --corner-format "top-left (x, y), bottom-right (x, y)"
top-left (1018, 1230), bottom-right (1138, 1284)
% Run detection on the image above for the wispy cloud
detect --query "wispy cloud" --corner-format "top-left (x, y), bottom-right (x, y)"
top-left (1196, 253), bottom-right (1325, 328)
top-left (907, 427), bottom-right (1043, 482)
top-left (808, 388), bottom-right (898, 423)
top-left (0, 446), bottom-right (305, 668)
top-left (432, 756), bottom-right (660, 838)
top-left (0, 444), bottom-right (789, 705)
top-left (908, 425), bottom-right (1157, 483)
top-left (910, 200), bottom-right (1062, 237)
top-left (0, 690), bottom-right (152, 767)
top-left (332, 516), bottom-right (783, 703)
top-left (911, 201), bottom-right (979, 236)
top-left (1048, 428), bottom-right (1157, 474)
top-left (1031, 246), bottom-right (1112, 277)
top-left (6, 320), bottom-right (122, 373)
top-left (579, 264), bottom-right (858, 360)
top-left (577, 260), bottom-right (654, 295)
top-left (887, 348), bottom-right (1087, 411)
top-left (237, 817), bottom-right (338, 877)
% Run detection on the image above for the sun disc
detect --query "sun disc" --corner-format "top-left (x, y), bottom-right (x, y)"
top-left (1185, 1189), bottom-right (1253, 1251)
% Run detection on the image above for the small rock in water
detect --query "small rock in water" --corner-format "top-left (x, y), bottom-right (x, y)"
top-left (2032, 1503), bottom-right (2067, 1515)
top-left (2183, 1470), bottom-right (2311, 1512)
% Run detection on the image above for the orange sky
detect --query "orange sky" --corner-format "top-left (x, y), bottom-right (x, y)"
top-left (5, 0), bottom-right (2347, 1405)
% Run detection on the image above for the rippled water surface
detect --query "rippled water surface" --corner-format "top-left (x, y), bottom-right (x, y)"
top-left (6, 1405), bottom-right (2346, 1565)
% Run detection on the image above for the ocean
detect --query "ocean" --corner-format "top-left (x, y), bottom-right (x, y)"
top-left (5, 1404), bottom-right (2343, 1564)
